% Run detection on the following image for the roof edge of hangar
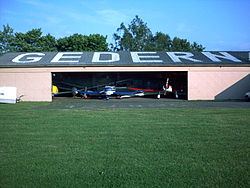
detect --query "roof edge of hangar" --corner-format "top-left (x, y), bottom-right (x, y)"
top-left (0, 51), bottom-right (250, 67)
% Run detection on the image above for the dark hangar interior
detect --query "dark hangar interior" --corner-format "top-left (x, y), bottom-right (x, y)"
top-left (52, 71), bottom-right (188, 99)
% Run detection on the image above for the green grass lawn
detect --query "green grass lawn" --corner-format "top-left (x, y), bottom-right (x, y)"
top-left (0, 103), bottom-right (249, 188)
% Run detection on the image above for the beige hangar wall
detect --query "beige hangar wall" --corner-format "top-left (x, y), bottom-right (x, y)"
top-left (0, 68), bottom-right (52, 101)
top-left (188, 67), bottom-right (250, 100)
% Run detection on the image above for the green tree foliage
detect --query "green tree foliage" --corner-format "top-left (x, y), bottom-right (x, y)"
top-left (13, 29), bottom-right (57, 52)
top-left (112, 15), bottom-right (205, 51)
top-left (57, 34), bottom-right (109, 51)
top-left (0, 25), bottom-right (109, 54)
top-left (190, 42), bottom-right (205, 52)
top-left (0, 25), bottom-right (15, 54)
top-left (87, 34), bottom-right (109, 51)
top-left (171, 37), bottom-right (192, 51)
top-left (112, 16), bottom-right (154, 51)
top-left (149, 32), bottom-right (172, 51)
top-left (171, 37), bottom-right (204, 51)
top-left (0, 20), bottom-right (204, 54)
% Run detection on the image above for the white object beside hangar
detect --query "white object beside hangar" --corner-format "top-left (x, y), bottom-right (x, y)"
top-left (0, 87), bottom-right (17, 103)
top-left (0, 51), bottom-right (249, 101)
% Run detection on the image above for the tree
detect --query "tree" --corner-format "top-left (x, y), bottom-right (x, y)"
top-left (149, 32), bottom-right (172, 51)
top-left (13, 28), bottom-right (57, 52)
top-left (171, 37), bottom-right (205, 52)
top-left (112, 15), bottom-right (153, 51)
top-left (57, 34), bottom-right (88, 52)
top-left (57, 33), bottom-right (109, 51)
top-left (87, 34), bottom-right (109, 51)
top-left (0, 25), bottom-right (57, 53)
top-left (112, 15), bottom-right (205, 51)
top-left (171, 37), bottom-right (192, 51)
top-left (0, 25), bottom-right (109, 53)
top-left (0, 25), bottom-right (15, 54)
top-left (190, 42), bottom-right (205, 52)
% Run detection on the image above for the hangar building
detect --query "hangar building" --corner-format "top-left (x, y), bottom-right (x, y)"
top-left (0, 51), bottom-right (249, 101)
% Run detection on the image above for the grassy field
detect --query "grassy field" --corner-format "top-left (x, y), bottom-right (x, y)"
top-left (0, 102), bottom-right (249, 188)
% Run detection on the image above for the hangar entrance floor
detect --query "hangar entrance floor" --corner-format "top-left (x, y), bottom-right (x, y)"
top-left (52, 71), bottom-right (187, 99)
top-left (44, 97), bottom-right (250, 110)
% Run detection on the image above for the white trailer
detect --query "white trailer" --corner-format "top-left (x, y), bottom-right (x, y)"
top-left (0, 87), bottom-right (17, 104)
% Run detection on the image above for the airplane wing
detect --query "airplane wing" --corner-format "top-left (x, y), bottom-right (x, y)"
top-left (127, 87), bottom-right (161, 92)
top-left (53, 91), bottom-right (74, 96)
top-left (78, 91), bottom-right (100, 95)
top-left (114, 90), bottom-right (143, 95)
top-left (127, 87), bottom-right (182, 99)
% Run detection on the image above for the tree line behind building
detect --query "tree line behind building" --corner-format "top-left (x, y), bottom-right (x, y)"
top-left (0, 16), bottom-right (205, 55)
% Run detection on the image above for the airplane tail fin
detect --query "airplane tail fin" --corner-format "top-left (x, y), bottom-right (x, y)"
top-left (163, 78), bottom-right (173, 94)
top-left (165, 78), bottom-right (169, 89)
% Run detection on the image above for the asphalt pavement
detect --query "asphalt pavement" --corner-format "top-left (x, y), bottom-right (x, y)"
top-left (40, 97), bottom-right (250, 110)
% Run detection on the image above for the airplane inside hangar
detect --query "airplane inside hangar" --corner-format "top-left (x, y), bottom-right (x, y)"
top-left (52, 71), bottom-right (188, 99)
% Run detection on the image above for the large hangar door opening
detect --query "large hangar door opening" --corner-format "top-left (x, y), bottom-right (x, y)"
top-left (52, 72), bottom-right (187, 99)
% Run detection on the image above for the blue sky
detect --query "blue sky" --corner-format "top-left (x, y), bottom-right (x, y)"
top-left (1, 0), bottom-right (250, 51)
